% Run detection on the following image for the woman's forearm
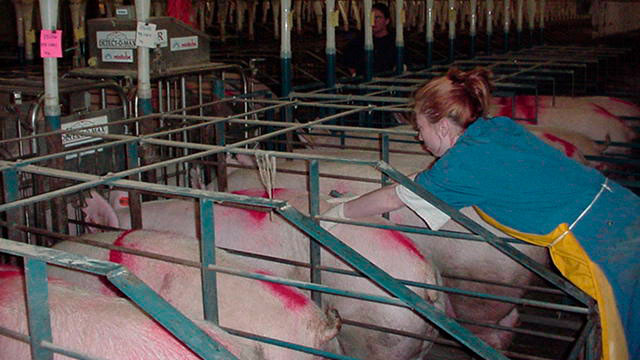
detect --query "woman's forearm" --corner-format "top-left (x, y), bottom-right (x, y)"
top-left (343, 185), bottom-right (405, 218)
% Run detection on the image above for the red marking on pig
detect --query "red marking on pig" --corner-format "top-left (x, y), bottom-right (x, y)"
top-left (0, 266), bottom-right (22, 280)
top-left (109, 229), bottom-right (139, 268)
top-left (607, 97), bottom-right (639, 110)
top-left (231, 189), bottom-right (287, 223)
top-left (119, 197), bottom-right (129, 207)
top-left (254, 270), bottom-right (309, 310)
top-left (494, 96), bottom-right (537, 120)
top-left (591, 103), bottom-right (626, 126)
top-left (542, 133), bottom-right (577, 157)
top-left (384, 230), bottom-right (425, 261)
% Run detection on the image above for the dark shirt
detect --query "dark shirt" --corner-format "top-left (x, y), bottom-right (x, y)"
top-left (343, 32), bottom-right (397, 76)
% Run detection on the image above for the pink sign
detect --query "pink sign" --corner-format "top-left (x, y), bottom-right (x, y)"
top-left (40, 30), bottom-right (62, 58)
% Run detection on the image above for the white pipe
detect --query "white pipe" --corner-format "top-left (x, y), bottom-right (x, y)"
top-left (325, 0), bottom-right (335, 54)
top-left (486, 0), bottom-right (493, 34)
top-left (395, 0), bottom-right (403, 47)
top-left (503, 0), bottom-right (510, 32)
top-left (539, 0), bottom-right (545, 29)
top-left (448, 0), bottom-right (455, 40)
top-left (470, 0), bottom-right (477, 36)
top-left (527, 0), bottom-right (535, 30)
top-left (426, 0), bottom-right (434, 42)
top-left (39, 0), bottom-right (60, 118)
top-left (281, 0), bottom-right (292, 58)
top-left (136, 0), bottom-right (152, 101)
top-left (516, 0), bottom-right (523, 32)
top-left (363, 0), bottom-right (372, 51)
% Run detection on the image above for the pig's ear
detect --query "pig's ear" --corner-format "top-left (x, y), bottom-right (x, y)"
top-left (82, 190), bottom-right (119, 232)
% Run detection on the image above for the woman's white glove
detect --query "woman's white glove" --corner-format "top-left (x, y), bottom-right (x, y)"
top-left (320, 203), bottom-right (346, 231)
top-left (395, 184), bottom-right (450, 231)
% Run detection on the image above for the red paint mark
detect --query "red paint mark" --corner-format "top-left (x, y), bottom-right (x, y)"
top-left (109, 229), bottom-right (138, 267)
top-left (119, 196), bottom-right (129, 207)
top-left (543, 133), bottom-right (577, 157)
top-left (384, 230), bottom-right (425, 261)
top-left (0, 266), bottom-right (22, 280)
top-left (231, 189), bottom-right (287, 223)
top-left (514, 96), bottom-right (537, 120)
top-left (607, 97), bottom-right (639, 109)
top-left (254, 270), bottom-right (309, 310)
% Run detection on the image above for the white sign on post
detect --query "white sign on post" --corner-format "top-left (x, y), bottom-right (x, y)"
top-left (136, 22), bottom-right (157, 48)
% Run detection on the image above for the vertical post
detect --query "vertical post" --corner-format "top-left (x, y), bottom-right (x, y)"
top-left (395, 0), bottom-right (404, 75)
top-left (447, 0), bottom-right (456, 63)
top-left (40, 0), bottom-right (66, 235)
top-left (12, 0), bottom-right (26, 64)
top-left (281, 0), bottom-right (292, 96)
top-left (516, 0), bottom-right (523, 49)
top-left (538, 0), bottom-right (545, 45)
top-left (526, 0), bottom-right (535, 47)
top-left (136, 0), bottom-right (153, 116)
top-left (425, 0), bottom-right (434, 67)
top-left (469, 0), bottom-right (477, 58)
top-left (199, 199), bottom-right (219, 324)
top-left (486, 0), bottom-right (493, 55)
top-left (503, 0), bottom-right (510, 52)
top-left (325, 0), bottom-right (336, 88)
top-left (308, 160), bottom-right (322, 305)
top-left (24, 258), bottom-right (54, 360)
top-left (363, 0), bottom-right (373, 81)
top-left (1, 168), bottom-right (23, 243)
top-left (213, 80), bottom-right (228, 192)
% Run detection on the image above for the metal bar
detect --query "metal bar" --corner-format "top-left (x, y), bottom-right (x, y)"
top-left (24, 257), bottom-right (54, 360)
top-left (199, 198), bottom-right (219, 324)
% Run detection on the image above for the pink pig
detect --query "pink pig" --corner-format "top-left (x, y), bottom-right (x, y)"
top-left (491, 95), bottom-right (638, 151)
top-left (0, 265), bottom-right (263, 360)
top-left (49, 230), bottom-right (342, 360)
top-left (83, 189), bottom-right (445, 360)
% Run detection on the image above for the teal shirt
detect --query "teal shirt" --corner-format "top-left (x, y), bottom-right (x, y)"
top-left (414, 116), bottom-right (640, 357)
top-left (415, 116), bottom-right (604, 234)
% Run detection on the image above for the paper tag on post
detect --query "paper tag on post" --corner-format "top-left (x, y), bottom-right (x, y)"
top-left (136, 21), bottom-right (157, 48)
top-left (330, 10), bottom-right (339, 27)
top-left (26, 29), bottom-right (36, 44)
top-left (40, 30), bottom-right (62, 58)
top-left (74, 26), bottom-right (85, 40)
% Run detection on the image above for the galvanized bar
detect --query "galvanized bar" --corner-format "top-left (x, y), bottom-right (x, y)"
top-left (276, 204), bottom-right (509, 359)
top-left (24, 257), bottom-right (54, 360)
top-left (199, 198), bottom-right (219, 324)
top-left (308, 159), bottom-right (322, 305)
top-left (107, 268), bottom-right (237, 360)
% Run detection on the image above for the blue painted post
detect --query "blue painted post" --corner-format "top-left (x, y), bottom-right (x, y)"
top-left (24, 258), bottom-right (54, 360)
top-left (281, 0), bottom-right (293, 97)
top-left (447, 0), bottom-right (456, 63)
top-left (426, 0), bottom-right (434, 67)
top-left (469, 0), bottom-right (477, 58)
top-left (325, 0), bottom-right (337, 88)
top-left (486, 0), bottom-right (493, 55)
top-left (136, 0), bottom-right (153, 116)
top-left (363, 0), bottom-right (373, 81)
top-left (527, 0), bottom-right (535, 48)
top-left (516, 0), bottom-right (523, 49)
top-left (200, 199), bottom-right (220, 324)
top-left (538, 0), bottom-right (545, 45)
top-left (308, 160), bottom-right (322, 305)
top-left (395, 0), bottom-right (404, 75)
top-left (503, 0), bottom-right (510, 53)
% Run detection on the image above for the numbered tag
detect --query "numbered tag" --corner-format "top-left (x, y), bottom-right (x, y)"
top-left (40, 30), bottom-right (62, 58)
top-left (26, 29), bottom-right (36, 44)
top-left (74, 26), bottom-right (85, 40)
top-left (287, 10), bottom-right (294, 29)
top-left (330, 10), bottom-right (339, 27)
top-left (136, 21), bottom-right (157, 48)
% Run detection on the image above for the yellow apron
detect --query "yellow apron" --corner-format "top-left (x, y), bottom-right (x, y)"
top-left (474, 207), bottom-right (628, 360)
